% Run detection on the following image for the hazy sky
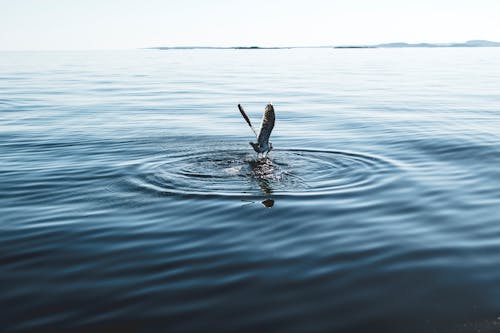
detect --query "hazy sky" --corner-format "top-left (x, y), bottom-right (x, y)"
top-left (1, 0), bottom-right (499, 50)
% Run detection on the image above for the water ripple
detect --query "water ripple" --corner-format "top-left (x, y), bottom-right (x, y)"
top-left (2, 49), bottom-right (500, 333)
top-left (128, 148), bottom-right (400, 198)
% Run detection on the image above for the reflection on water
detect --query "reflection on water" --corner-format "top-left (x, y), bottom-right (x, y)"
top-left (2, 48), bottom-right (500, 333)
top-left (249, 157), bottom-right (277, 207)
top-left (261, 198), bottom-right (275, 207)
top-left (129, 147), bottom-right (398, 200)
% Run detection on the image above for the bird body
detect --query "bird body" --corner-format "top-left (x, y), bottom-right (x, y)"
top-left (238, 104), bottom-right (275, 158)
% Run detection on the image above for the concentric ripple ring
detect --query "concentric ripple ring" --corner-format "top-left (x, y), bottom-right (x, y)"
top-left (128, 148), bottom-right (401, 198)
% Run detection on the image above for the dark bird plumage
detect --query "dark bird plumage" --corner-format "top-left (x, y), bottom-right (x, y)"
top-left (238, 104), bottom-right (275, 157)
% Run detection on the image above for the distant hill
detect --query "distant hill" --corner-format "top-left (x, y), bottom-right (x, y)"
top-left (335, 40), bottom-right (500, 49)
top-left (451, 40), bottom-right (500, 47)
top-left (149, 40), bottom-right (500, 50)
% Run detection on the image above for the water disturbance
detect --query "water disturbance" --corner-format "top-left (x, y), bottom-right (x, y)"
top-left (1, 48), bottom-right (500, 332)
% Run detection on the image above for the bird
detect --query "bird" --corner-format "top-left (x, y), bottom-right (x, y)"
top-left (238, 104), bottom-right (275, 158)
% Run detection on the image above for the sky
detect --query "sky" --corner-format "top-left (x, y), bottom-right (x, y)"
top-left (1, 0), bottom-right (500, 50)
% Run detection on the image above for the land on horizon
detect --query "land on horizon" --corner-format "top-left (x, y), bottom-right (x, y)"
top-left (150, 40), bottom-right (500, 50)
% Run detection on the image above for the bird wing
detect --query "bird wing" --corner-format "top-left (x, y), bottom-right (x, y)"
top-left (238, 104), bottom-right (258, 137)
top-left (257, 104), bottom-right (275, 146)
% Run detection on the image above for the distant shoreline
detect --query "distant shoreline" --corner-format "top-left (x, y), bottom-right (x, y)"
top-left (149, 46), bottom-right (319, 50)
top-left (149, 40), bottom-right (500, 50)
top-left (335, 40), bottom-right (500, 49)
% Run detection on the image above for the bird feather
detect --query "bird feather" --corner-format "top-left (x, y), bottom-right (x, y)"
top-left (238, 104), bottom-right (258, 137)
top-left (257, 104), bottom-right (275, 147)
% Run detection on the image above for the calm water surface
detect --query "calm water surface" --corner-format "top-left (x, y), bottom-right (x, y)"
top-left (1, 48), bottom-right (500, 332)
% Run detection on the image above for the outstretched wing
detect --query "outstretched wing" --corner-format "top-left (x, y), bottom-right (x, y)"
top-left (238, 104), bottom-right (258, 137)
top-left (257, 104), bottom-right (275, 146)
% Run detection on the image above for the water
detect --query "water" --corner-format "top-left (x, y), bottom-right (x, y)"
top-left (1, 48), bottom-right (500, 332)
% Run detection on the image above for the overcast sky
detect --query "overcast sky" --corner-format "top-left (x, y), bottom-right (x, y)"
top-left (1, 0), bottom-right (499, 50)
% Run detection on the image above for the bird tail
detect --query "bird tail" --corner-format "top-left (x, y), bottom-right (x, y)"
top-left (238, 104), bottom-right (258, 138)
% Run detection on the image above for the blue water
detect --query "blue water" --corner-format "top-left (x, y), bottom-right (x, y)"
top-left (1, 48), bottom-right (500, 332)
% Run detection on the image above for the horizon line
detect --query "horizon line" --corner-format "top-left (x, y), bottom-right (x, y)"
top-left (2, 40), bottom-right (500, 52)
